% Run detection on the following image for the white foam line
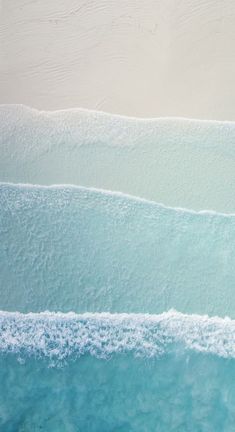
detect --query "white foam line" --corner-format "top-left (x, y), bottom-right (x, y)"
top-left (0, 310), bottom-right (235, 361)
top-left (1, 181), bottom-right (235, 218)
top-left (2, 103), bottom-right (235, 126)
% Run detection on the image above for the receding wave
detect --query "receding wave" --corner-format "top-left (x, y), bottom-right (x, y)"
top-left (1, 182), bottom-right (235, 317)
top-left (1, 104), bottom-right (235, 212)
top-left (1, 310), bottom-right (235, 361)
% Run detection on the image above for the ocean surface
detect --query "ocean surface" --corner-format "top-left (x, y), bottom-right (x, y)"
top-left (1, 311), bottom-right (235, 431)
top-left (1, 183), bottom-right (235, 317)
top-left (1, 105), bottom-right (235, 213)
top-left (1, 105), bottom-right (235, 430)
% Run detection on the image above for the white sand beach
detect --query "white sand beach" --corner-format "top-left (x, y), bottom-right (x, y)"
top-left (1, 0), bottom-right (235, 120)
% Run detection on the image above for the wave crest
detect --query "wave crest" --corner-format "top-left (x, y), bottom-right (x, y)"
top-left (1, 310), bottom-right (235, 361)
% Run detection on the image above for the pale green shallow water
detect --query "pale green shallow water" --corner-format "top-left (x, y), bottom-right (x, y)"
top-left (1, 104), bottom-right (235, 213)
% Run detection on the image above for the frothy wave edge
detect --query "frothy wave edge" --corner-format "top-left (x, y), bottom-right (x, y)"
top-left (1, 310), bottom-right (235, 362)
top-left (2, 182), bottom-right (235, 217)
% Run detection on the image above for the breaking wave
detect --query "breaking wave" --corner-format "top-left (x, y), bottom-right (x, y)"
top-left (1, 309), bottom-right (235, 362)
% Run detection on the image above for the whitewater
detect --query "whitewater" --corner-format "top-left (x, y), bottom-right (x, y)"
top-left (1, 310), bottom-right (235, 360)
top-left (1, 105), bottom-right (235, 431)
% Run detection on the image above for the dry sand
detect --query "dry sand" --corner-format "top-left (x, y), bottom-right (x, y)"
top-left (1, 0), bottom-right (235, 119)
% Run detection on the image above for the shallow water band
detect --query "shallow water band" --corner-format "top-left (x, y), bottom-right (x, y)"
top-left (1, 104), bottom-right (235, 212)
top-left (1, 183), bottom-right (235, 316)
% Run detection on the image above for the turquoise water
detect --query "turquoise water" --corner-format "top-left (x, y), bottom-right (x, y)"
top-left (1, 105), bottom-right (235, 430)
top-left (2, 352), bottom-right (235, 431)
top-left (1, 311), bottom-right (235, 431)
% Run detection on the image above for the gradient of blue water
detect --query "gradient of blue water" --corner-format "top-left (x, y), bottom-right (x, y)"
top-left (1, 105), bottom-right (235, 430)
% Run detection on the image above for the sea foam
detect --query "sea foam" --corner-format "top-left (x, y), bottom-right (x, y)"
top-left (1, 310), bottom-right (235, 361)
